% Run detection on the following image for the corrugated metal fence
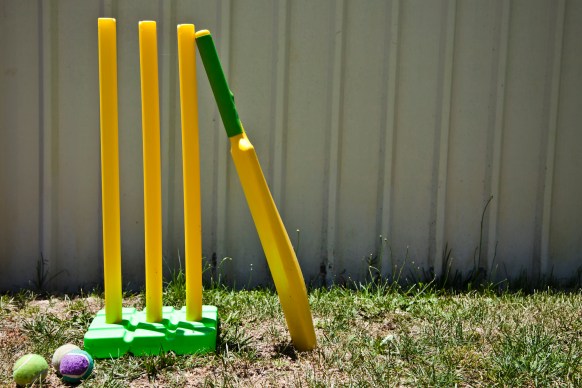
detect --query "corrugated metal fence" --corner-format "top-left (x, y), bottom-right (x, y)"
top-left (1, 0), bottom-right (581, 291)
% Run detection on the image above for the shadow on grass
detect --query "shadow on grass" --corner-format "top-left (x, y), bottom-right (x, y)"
top-left (273, 341), bottom-right (298, 360)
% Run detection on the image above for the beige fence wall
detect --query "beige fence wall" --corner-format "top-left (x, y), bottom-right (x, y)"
top-left (1, 0), bottom-right (581, 291)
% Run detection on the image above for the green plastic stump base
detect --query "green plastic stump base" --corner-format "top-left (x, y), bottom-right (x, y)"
top-left (83, 305), bottom-right (218, 358)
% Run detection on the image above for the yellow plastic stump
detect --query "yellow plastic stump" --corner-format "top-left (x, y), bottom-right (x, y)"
top-left (177, 24), bottom-right (203, 322)
top-left (98, 18), bottom-right (123, 324)
top-left (139, 21), bottom-right (163, 323)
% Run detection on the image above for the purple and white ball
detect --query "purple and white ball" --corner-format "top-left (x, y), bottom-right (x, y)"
top-left (59, 349), bottom-right (94, 383)
top-left (52, 343), bottom-right (80, 371)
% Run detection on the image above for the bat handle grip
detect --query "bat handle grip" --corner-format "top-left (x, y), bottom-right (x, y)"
top-left (195, 30), bottom-right (244, 138)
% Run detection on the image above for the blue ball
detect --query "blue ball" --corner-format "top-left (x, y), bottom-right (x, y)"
top-left (59, 349), bottom-right (94, 383)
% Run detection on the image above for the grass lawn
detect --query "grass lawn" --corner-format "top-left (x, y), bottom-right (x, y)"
top-left (1, 278), bottom-right (581, 387)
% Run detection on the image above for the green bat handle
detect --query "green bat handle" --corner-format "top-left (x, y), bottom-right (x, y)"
top-left (195, 30), bottom-right (244, 138)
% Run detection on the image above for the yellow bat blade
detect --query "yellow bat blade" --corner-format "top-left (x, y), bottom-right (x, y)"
top-left (230, 132), bottom-right (316, 351)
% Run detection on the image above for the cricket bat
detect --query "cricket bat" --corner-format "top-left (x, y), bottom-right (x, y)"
top-left (195, 30), bottom-right (316, 351)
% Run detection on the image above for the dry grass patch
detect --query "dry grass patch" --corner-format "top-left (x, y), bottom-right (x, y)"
top-left (0, 283), bottom-right (580, 387)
